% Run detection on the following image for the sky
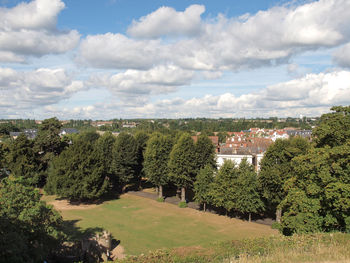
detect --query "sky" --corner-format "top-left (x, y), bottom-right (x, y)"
top-left (1, 0), bottom-right (350, 120)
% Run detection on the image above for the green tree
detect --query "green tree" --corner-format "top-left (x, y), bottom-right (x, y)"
top-left (235, 159), bottom-right (264, 222)
top-left (258, 137), bottom-right (310, 221)
top-left (0, 176), bottom-right (64, 262)
top-left (313, 106), bottom-right (350, 148)
top-left (6, 134), bottom-right (38, 184)
top-left (210, 160), bottom-right (238, 215)
top-left (134, 131), bottom-right (149, 188)
top-left (95, 132), bottom-right (116, 180)
top-left (34, 117), bottom-right (66, 186)
top-left (168, 133), bottom-right (196, 202)
top-left (144, 133), bottom-right (173, 198)
top-left (194, 165), bottom-right (215, 212)
top-left (112, 132), bottom-right (138, 191)
top-left (280, 142), bottom-right (350, 235)
top-left (45, 131), bottom-right (109, 201)
top-left (194, 135), bottom-right (217, 172)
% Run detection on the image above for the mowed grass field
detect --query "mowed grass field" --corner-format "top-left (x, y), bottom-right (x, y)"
top-left (43, 194), bottom-right (277, 256)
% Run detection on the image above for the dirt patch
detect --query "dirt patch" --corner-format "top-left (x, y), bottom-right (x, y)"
top-left (111, 245), bottom-right (126, 260)
top-left (48, 199), bottom-right (98, 211)
top-left (172, 245), bottom-right (214, 257)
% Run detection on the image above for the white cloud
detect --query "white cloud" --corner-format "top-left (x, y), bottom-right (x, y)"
top-left (78, 0), bottom-right (350, 71)
top-left (127, 5), bottom-right (205, 38)
top-left (87, 65), bottom-right (194, 101)
top-left (0, 67), bottom-right (85, 112)
top-left (333, 42), bottom-right (350, 68)
top-left (0, 0), bottom-right (80, 62)
top-left (33, 70), bottom-right (350, 120)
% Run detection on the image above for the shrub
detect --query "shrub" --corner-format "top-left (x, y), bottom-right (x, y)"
top-left (178, 201), bottom-right (187, 208)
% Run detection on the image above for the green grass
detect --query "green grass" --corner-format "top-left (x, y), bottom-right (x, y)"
top-left (44, 194), bottom-right (277, 256)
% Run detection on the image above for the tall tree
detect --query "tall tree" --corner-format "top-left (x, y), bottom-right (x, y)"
top-left (45, 131), bottom-right (109, 201)
top-left (210, 160), bottom-right (238, 215)
top-left (134, 131), bottom-right (149, 188)
top-left (6, 134), bottom-right (38, 184)
top-left (258, 137), bottom-right (310, 221)
top-left (95, 132), bottom-right (116, 180)
top-left (112, 132), bottom-right (138, 191)
top-left (235, 159), bottom-right (264, 222)
top-left (144, 133), bottom-right (173, 198)
top-left (0, 176), bottom-right (64, 262)
top-left (194, 165), bottom-right (215, 212)
top-left (168, 133), bottom-right (196, 202)
top-left (34, 117), bottom-right (66, 186)
top-left (194, 135), bottom-right (217, 172)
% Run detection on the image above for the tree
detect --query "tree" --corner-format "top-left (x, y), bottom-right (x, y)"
top-left (194, 135), bottom-right (217, 172)
top-left (112, 132), bottom-right (138, 191)
top-left (210, 160), bottom-right (238, 215)
top-left (6, 134), bottom-right (38, 184)
top-left (168, 133), bottom-right (196, 202)
top-left (134, 131), bottom-right (149, 188)
top-left (0, 176), bottom-right (64, 262)
top-left (235, 159), bottom-right (264, 222)
top-left (194, 165), bottom-right (215, 212)
top-left (144, 133), bottom-right (173, 198)
top-left (313, 106), bottom-right (350, 148)
top-left (280, 142), bottom-right (350, 234)
top-left (34, 117), bottom-right (66, 186)
top-left (258, 137), bottom-right (310, 221)
top-left (45, 131), bottom-right (109, 201)
top-left (95, 132), bottom-right (116, 180)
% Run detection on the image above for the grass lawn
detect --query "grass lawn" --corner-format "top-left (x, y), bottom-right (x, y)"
top-left (43, 194), bottom-right (277, 256)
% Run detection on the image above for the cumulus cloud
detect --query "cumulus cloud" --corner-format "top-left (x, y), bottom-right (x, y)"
top-left (0, 67), bottom-right (85, 112)
top-left (78, 0), bottom-right (350, 71)
top-left (127, 5), bottom-right (205, 38)
top-left (0, 0), bottom-right (80, 62)
top-left (87, 65), bottom-right (194, 102)
top-left (35, 70), bottom-right (350, 120)
top-left (333, 42), bottom-right (350, 68)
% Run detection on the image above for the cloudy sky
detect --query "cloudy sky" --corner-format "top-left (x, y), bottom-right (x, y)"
top-left (1, 0), bottom-right (350, 119)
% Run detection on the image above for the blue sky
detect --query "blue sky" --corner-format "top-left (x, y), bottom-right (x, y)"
top-left (0, 0), bottom-right (350, 119)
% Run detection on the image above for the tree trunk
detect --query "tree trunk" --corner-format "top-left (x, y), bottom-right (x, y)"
top-left (203, 202), bottom-right (206, 212)
top-left (249, 212), bottom-right (251, 222)
top-left (276, 208), bottom-right (282, 223)
top-left (181, 187), bottom-right (186, 202)
top-left (159, 185), bottom-right (163, 199)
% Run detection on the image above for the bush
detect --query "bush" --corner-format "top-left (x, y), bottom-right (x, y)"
top-left (178, 201), bottom-right (187, 208)
top-left (156, 197), bottom-right (165, 202)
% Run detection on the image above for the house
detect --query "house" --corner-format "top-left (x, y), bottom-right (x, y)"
top-left (10, 129), bottom-right (38, 140)
top-left (59, 128), bottom-right (79, 136)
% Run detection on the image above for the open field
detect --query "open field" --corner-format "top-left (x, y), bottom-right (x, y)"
top-left (43, 193), bottom-right (277, 256)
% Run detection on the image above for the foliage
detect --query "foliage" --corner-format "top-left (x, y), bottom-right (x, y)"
top-left (95, 132), bottom-right (116, 180)
top-left (280, 143), bottom-right (350, 234)
top-left (34, 117), bottom-right (66, 186)
top-left (235, 159), bottom-right (264, 220)
top-left (112, 132), bottom-right (138, 187)
top-left (0, 176), bottom-right (64, 262)
top-left (168, 133), bottom-right (196, 201)
top-left (143, 133), bottom-right (173, 194)
top-left (45, 131), bottom-right (109, 201)
top-left (210, 160), bottom-right (238, 214)
top-left (258, 137), bottom-right (310, 213)
top-left (193, 165), bottom-right (215, 210)
top-left (6, 133), bottom-right (39, 184)
top-left (313, 106), bottom-right (350, 148)
top-left (194, 134), bottom-right (217, 172)
top-left (178, 201), bottom-right (188, 208)
top-left (0, 122), bottom-right (19, 135)
top-left (134, 131), bottom-right (150, 185)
